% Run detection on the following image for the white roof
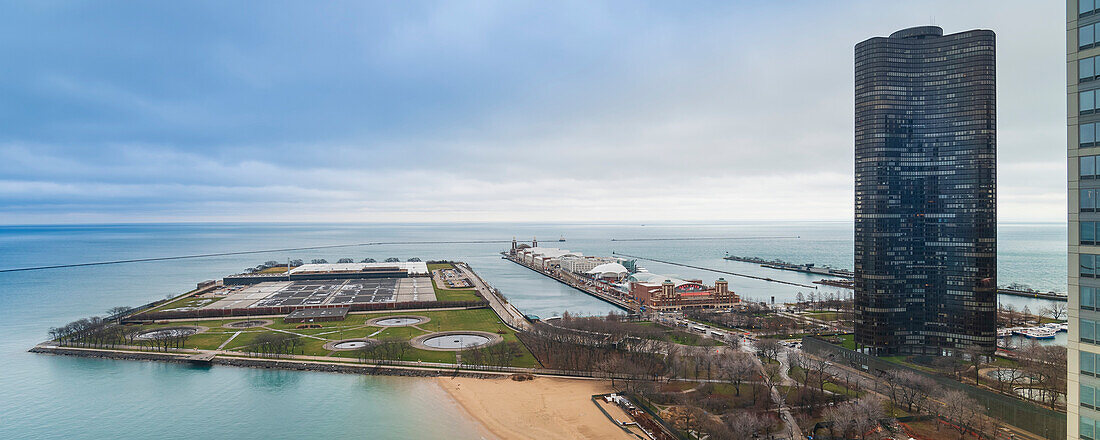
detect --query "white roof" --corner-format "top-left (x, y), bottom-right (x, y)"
top-left (586, 263), bottom-right (629, 276)
top-left (289, 262), bottom-right (429, 276)
top-left (524, 247), bottom-right (580, 258)
top-left (628, 271), bottom-right (690, 286)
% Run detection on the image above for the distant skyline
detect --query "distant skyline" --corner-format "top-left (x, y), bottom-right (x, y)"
top-left (0, 1), bottom-right (1066, 224)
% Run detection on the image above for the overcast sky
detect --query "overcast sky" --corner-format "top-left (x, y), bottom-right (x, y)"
top-left (0, 1), bottom-right (1067, 224)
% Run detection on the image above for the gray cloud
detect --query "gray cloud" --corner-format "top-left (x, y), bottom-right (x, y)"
top-left (0, 1), bottom-right (1067, 224)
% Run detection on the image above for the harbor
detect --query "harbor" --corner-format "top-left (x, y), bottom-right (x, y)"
top-left (502, 252), bottom-right (639, 313)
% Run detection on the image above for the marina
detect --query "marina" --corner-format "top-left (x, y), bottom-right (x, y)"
top-left (999, 323), bottom-right (1068, 340)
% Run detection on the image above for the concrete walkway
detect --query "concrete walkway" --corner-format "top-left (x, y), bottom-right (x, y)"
top-left (455, 262), bottom-right (530, 331)
top-left (738, 339), bottom-right (805, 439)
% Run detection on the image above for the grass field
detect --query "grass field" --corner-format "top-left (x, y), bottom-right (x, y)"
top-left (630, 321), bottom-right (723, 347)
top-left (804, 311), bottom-right (842, 321)
top-left (788, 365), bottom-right (862, 397)
top-left (837, 333), bottom-right (856, 350)
top-left (149, 295), bottom-right (219, 312)
top-left (428, 262), bottom-right (482, 302)
top-left (123, 308), bottom-right (537, 367)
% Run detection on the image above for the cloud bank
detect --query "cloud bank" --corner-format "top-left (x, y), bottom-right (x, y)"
top-left (0, 1), bottom-right (1066, 223)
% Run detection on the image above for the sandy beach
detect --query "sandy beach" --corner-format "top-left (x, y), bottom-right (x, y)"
top-left (436, 376), bottom-right (635, 440)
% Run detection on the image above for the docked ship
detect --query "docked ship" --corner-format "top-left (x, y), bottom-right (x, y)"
top-left (1014, 327), bottom-right (1058, 339)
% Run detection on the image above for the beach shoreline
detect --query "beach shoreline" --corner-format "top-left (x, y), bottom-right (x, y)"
top-left (435, 376), bottom-right (635, 440)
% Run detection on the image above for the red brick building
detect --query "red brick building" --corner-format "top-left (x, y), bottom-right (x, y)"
top-left (627, 271), bottom-right (739, 311)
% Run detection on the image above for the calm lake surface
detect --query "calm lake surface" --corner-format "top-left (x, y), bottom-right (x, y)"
top-left (0, 222), bottom-right (1066, 438)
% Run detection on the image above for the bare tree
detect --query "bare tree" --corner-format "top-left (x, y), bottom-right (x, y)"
top-left (886, 370), bottom-right (938, 414)
top-left (754, 338), bottom-right (781, 362)
top-left (724, 411), bottom-right (772, 439)
top-left (106, 306), bottom-right (131, 323)
top-left (719, 351), bottom-right (757, 396)
top-left (824, 395), bottom-right (885, 440)
top-left (1042, 303), bottom-right (1068, 321)
top-left (1017, 342), bottom-right (1067, 409)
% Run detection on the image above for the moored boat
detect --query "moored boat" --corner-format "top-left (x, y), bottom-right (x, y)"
top-left (1016, 327), bottom-right (1057, 339)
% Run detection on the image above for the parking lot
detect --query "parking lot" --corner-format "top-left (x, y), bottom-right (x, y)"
top-left (205, 278), bottom-right (434, 309)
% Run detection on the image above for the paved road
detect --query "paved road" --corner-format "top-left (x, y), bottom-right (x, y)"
top-left (453, 263), bottom-right (530, 331)
top-left (729, 338), bottom-right (805, 439)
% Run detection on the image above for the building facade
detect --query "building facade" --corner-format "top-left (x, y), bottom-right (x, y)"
top-left (1072, 2), bottom-right (1100, 438)
top-left (626, 272), bottom-right (739, 311)
top-left (854, 26), bottom-right (997, 356)
top-left (560, 256), bottom-right (619, 274)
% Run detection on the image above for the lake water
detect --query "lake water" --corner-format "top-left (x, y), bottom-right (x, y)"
top-left (0, 221), bottom-right (1067, 438)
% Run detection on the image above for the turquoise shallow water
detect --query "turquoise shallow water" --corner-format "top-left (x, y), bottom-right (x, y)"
top-left (0, 222), bottom-right (1067, 438)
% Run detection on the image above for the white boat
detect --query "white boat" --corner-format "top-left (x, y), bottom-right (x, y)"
top-left (1017, 327), bottom-right (1057, 339)
top-left (996, 328), bottom-right (1014, 338)
top-left (1040, 322), bottom-right (1069, 332)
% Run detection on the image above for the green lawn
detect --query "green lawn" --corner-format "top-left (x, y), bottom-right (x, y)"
top-left (145, 287), bottom-right (210, 312)
top-left (684, 316), bottom-right (744, 333)
top-left (625, 321), bottom-right (723, 347)
top-left (837, 333), bottom-right (856, 350)
top-left (789, 365), bottom-right (862, 398)
top-left (116, 308), bottom-right (538, 367)
top-left (805, 311), bottom-right (842, 321)
top-left (432, 285), bottom-right (482, 302)
top-left (427, 263), bottom-right (454, 271)
top-left (426, 263), bottom-right (482, 301)
top-left (665, 329), bottom-right (723, 347)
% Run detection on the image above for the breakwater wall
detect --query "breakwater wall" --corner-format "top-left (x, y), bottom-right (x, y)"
top-left (29, 346), bottom-right (501, 379)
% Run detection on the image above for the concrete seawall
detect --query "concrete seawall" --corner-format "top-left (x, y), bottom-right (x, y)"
top-left (29, 346), bottom-right (500, 379)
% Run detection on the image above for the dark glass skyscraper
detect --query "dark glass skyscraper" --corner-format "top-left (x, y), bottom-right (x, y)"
top-left (853, 26), bottom-right (997, 356)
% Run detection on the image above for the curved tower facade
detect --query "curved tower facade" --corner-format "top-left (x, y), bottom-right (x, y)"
top-left (853, 26), bottom-right (997, 356)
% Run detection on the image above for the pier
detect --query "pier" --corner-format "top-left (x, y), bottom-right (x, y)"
top-left (502, 254), bottom-right (638, 313)
top-left (723, 254), bottom-right (854, 278)
top-left (729, 255), bottom-right (1068, 302)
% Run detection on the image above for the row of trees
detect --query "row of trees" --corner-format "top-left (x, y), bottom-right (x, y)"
top-left (1013, 343), bottom-right (1067, 409)
top-left (48, 318), bottom-right (193, 352)
top-left (914, 342), bottom-right (1066, 410)
top-left (812, 358), bottom-right (1020, 439)
top-left (48, 305), bottom-right (136, 347)
top-left (517, 323), bottom-right (669, 378)
top-left (685, 305), bottom-right (800, 336)
top-left (793, 290), bottom-right (854, 313)
top-left (459, 341), bottom-right (525, 366)
top-left (997, 303), bottom-right (1067, 327)
top-left (250, 333), bottom-right (304, 357)
top-left (821, 395), bottom-right (884, 440)
top-left (532, 315), bottom-right (789, 439)
top-left (355, 338), bottom-right (411, 363)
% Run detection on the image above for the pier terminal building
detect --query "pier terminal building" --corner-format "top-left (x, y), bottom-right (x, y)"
top-left (625, 271), bottom-right (739, 312)
top-left (509, 239), bottom-right (739, 312)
